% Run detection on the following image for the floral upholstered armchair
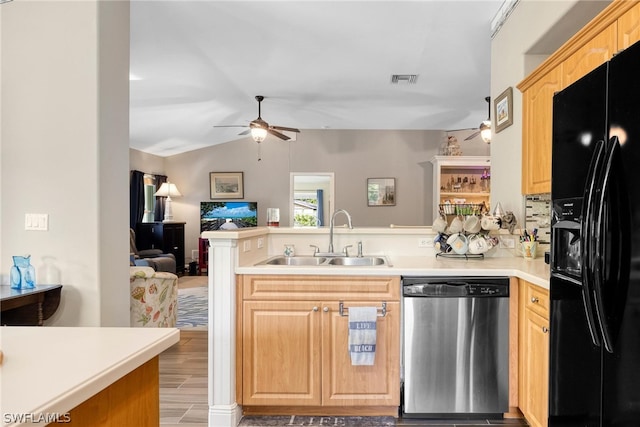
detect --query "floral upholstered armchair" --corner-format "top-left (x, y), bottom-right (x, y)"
top-left (130, 266), bottom-right (178, 327)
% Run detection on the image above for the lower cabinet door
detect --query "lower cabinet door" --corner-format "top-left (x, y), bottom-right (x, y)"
top-left (242, 301), bottom-right (322, 406)
top-left (524, 308), bottom-right (550, 427)
top-left (322, 301), bottom-right (400, 406)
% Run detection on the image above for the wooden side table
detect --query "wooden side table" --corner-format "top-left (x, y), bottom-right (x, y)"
top-left (0, 284), bottom-right (62, 326)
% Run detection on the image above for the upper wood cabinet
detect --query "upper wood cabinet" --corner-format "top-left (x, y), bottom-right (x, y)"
top-left (561, 23), bottom-right (617, 88)
top-left (521, 66), bottom-right (561, 195)
top-left (618, 2), bottom-right (640, 48)
top-left (518, 0), bottom-right (638, 195)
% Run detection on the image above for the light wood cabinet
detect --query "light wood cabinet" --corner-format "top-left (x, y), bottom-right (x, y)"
top-left (520, 67), bottom-right (561, 195)
top-left (561, 23), bottom-right (617, 88)
top-left (518, 280), bottom-right (550, 427)
top-left (618, 3), bottom-right (640, 49)
top-left (237, 275), bottom-right (400, 415)
top-left (518, 0), bottom-right (638, 195)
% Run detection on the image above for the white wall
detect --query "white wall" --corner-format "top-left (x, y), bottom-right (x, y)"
top-left (157, 129), bottom-right (489, 263)
top-left (490, 0), bottom-right (609, 224)
top-left (1, 0), bottom-right (130, 326)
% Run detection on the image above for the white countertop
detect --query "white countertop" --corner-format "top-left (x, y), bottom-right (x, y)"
top-left (0, 327), bottom-right (179, 427)
top-left (236, 255), bottom-right (550, 289)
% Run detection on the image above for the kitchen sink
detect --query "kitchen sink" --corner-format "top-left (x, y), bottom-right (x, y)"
top-left (327, 256), bottom-right (388, 266)
top-left (264, 256), bottom-right (327, 266)
top-left (257, 255), bottom-right (390, 267)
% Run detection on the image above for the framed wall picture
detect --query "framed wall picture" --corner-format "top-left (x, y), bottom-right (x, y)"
top-left (210, 172), bottom-right (244, 199)
top-left (367, 178), bottom-right (396, 206)
top-left (494, 87), bottom-right (513, 133)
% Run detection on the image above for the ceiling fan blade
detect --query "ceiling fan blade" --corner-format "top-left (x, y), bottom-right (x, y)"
top-left (238, 129), bottom-right (251, 136)
top-left (267, 129), bottom-right (290, 141)
top-left (464, 131), bottom-right (481, 141)
top-left (271, 125), bottom-right (300, 133)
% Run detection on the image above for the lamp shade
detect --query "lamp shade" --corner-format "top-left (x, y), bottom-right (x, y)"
top-left (154, 182), bottom-right (182, 198)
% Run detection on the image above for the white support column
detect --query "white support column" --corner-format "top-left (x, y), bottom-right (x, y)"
top-left (207, 237), bottom-right (242, 427)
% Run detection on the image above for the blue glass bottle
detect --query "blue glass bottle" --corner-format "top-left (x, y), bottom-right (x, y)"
top-left (10, 255), bottom-right (36, 290)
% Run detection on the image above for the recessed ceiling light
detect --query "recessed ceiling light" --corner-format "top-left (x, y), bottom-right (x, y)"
top-left (391, 74), bottom-right (418, 84)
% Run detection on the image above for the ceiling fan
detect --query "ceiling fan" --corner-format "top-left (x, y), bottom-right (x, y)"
top-left (463, 96), bottom-right (492, 142)
top-left (214, 95), bottom-right (301, 143)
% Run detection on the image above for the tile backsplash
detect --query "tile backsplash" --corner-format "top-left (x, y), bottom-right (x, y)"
top-left (524, 194), bottom-right (551, 245)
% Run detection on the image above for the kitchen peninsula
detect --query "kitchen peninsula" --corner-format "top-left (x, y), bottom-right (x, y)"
top-left (0, 327), bottom-right (179, 427)
top-left (202, 226), bottom-right (550, 426)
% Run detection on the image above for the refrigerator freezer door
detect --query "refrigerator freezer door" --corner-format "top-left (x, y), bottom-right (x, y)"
top-left (549, 62), bottom-right (608, 426)
top-left (601, 38), bottom-right (640, 427)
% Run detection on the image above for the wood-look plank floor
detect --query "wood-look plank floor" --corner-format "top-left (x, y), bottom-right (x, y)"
top-left (160, 329), bottom-right (209, 426)
top-left (159, 329), bottom-right (528, 426)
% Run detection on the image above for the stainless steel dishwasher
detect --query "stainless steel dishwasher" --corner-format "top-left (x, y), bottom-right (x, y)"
top-left (401, 276), bottom-right (509, 418)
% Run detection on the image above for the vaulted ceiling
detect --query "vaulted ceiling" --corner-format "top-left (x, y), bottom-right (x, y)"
top-left (130, 1), bottom-right (503, 157)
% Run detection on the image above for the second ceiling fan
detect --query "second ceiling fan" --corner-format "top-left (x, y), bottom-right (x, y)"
top-left (215, 95), bottom-right (300, 142)
top-left (464, 96), bottom-right (492, 142)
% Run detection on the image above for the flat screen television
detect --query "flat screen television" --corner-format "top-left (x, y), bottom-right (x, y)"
top-left (200, 202), bottom-right (258, 232)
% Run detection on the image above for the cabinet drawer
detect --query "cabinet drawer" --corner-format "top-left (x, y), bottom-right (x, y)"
top-left (240, 275), bottom-right (400, 301)
top-left (524, 282), bottom-right (549, 320)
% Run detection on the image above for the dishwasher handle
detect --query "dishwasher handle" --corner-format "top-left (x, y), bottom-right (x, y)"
top-left (404, 282), bottom-right (470, 297)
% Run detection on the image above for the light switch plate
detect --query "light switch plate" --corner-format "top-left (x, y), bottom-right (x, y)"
top-left (25, 213), bottom-right (49, 231)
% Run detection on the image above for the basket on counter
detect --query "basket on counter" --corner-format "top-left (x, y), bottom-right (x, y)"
top-left (439, 203), bottom-right (487, 216)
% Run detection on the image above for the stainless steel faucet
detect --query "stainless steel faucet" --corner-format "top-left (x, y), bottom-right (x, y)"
top-left (328, 209), bottom-right (353, 253)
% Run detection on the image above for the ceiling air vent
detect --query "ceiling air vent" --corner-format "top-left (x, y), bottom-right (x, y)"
top-left (391, 74), bottom-right (418, 84)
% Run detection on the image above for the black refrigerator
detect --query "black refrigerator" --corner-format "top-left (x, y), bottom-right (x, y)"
top-left (550, 40), bottom-right (640, 427)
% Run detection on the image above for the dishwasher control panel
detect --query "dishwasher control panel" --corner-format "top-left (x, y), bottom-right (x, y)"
top-left (467, 284), bottom-right (509, 297)
top-left (402, 276), bottom-right (509, 297)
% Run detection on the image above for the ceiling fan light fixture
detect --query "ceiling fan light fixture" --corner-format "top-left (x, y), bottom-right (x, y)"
top-left (480, 120), bottom-right (492, 144)
top-left (251, 127), bottom-right (268, 143)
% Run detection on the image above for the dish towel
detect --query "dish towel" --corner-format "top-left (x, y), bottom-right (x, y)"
top-left (348, 306), bottom-right (378, 366)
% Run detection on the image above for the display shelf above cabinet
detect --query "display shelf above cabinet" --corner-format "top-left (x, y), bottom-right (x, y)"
top-left (440, 191), bottom-right (490, 197)
top-left (431, 156), bottom-right (491, 221)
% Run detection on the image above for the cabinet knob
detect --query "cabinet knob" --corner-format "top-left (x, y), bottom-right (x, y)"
top-left (542, 326), bottom-right (549, 334)
top-left (323, 307), bottom-right (329, 313)
top-left (531, 297), bottom-right (539, 303)
top-left (312, 306), bottom-right (319, 312)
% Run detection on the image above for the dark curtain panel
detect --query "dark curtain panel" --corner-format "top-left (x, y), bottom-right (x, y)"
top-left (130, 170), bottom-right (145, 230)
top-left (154, 174), bottom-right (168, 222)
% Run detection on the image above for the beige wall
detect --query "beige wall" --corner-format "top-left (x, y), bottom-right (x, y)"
top-left (1, 1), bottom-right (130, 326)
top-left (153, 129), bottom-right (489, 262)
top-left (490, 0), bottom-right (609, 224)
top-left (130, 149), bottom-right (166, 176)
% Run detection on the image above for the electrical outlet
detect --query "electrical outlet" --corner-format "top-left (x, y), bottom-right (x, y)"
top-left (418, 237), bottom-right (433, 248)
top-left (257, 237), bottom-right (264, 249)
top-left (499, 236), bottom-right (515, 249)
top-left (243, 240), bottom-right (251, 252)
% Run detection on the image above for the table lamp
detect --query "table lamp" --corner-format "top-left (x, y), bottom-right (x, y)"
top-left (154, 181), bottom-right (182, 222)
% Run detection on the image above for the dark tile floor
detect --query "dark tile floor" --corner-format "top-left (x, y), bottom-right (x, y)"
top-left (238, 415), bottom-right (528, 426)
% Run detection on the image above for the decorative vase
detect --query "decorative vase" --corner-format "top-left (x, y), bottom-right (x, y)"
top-left (10, 255), bottom-right (36, 290)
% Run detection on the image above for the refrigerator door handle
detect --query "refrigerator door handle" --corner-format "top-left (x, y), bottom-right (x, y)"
top-left (592, 136), bottom-right (624, 353)
top-left (580, 138), bottom-right (606, 347)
